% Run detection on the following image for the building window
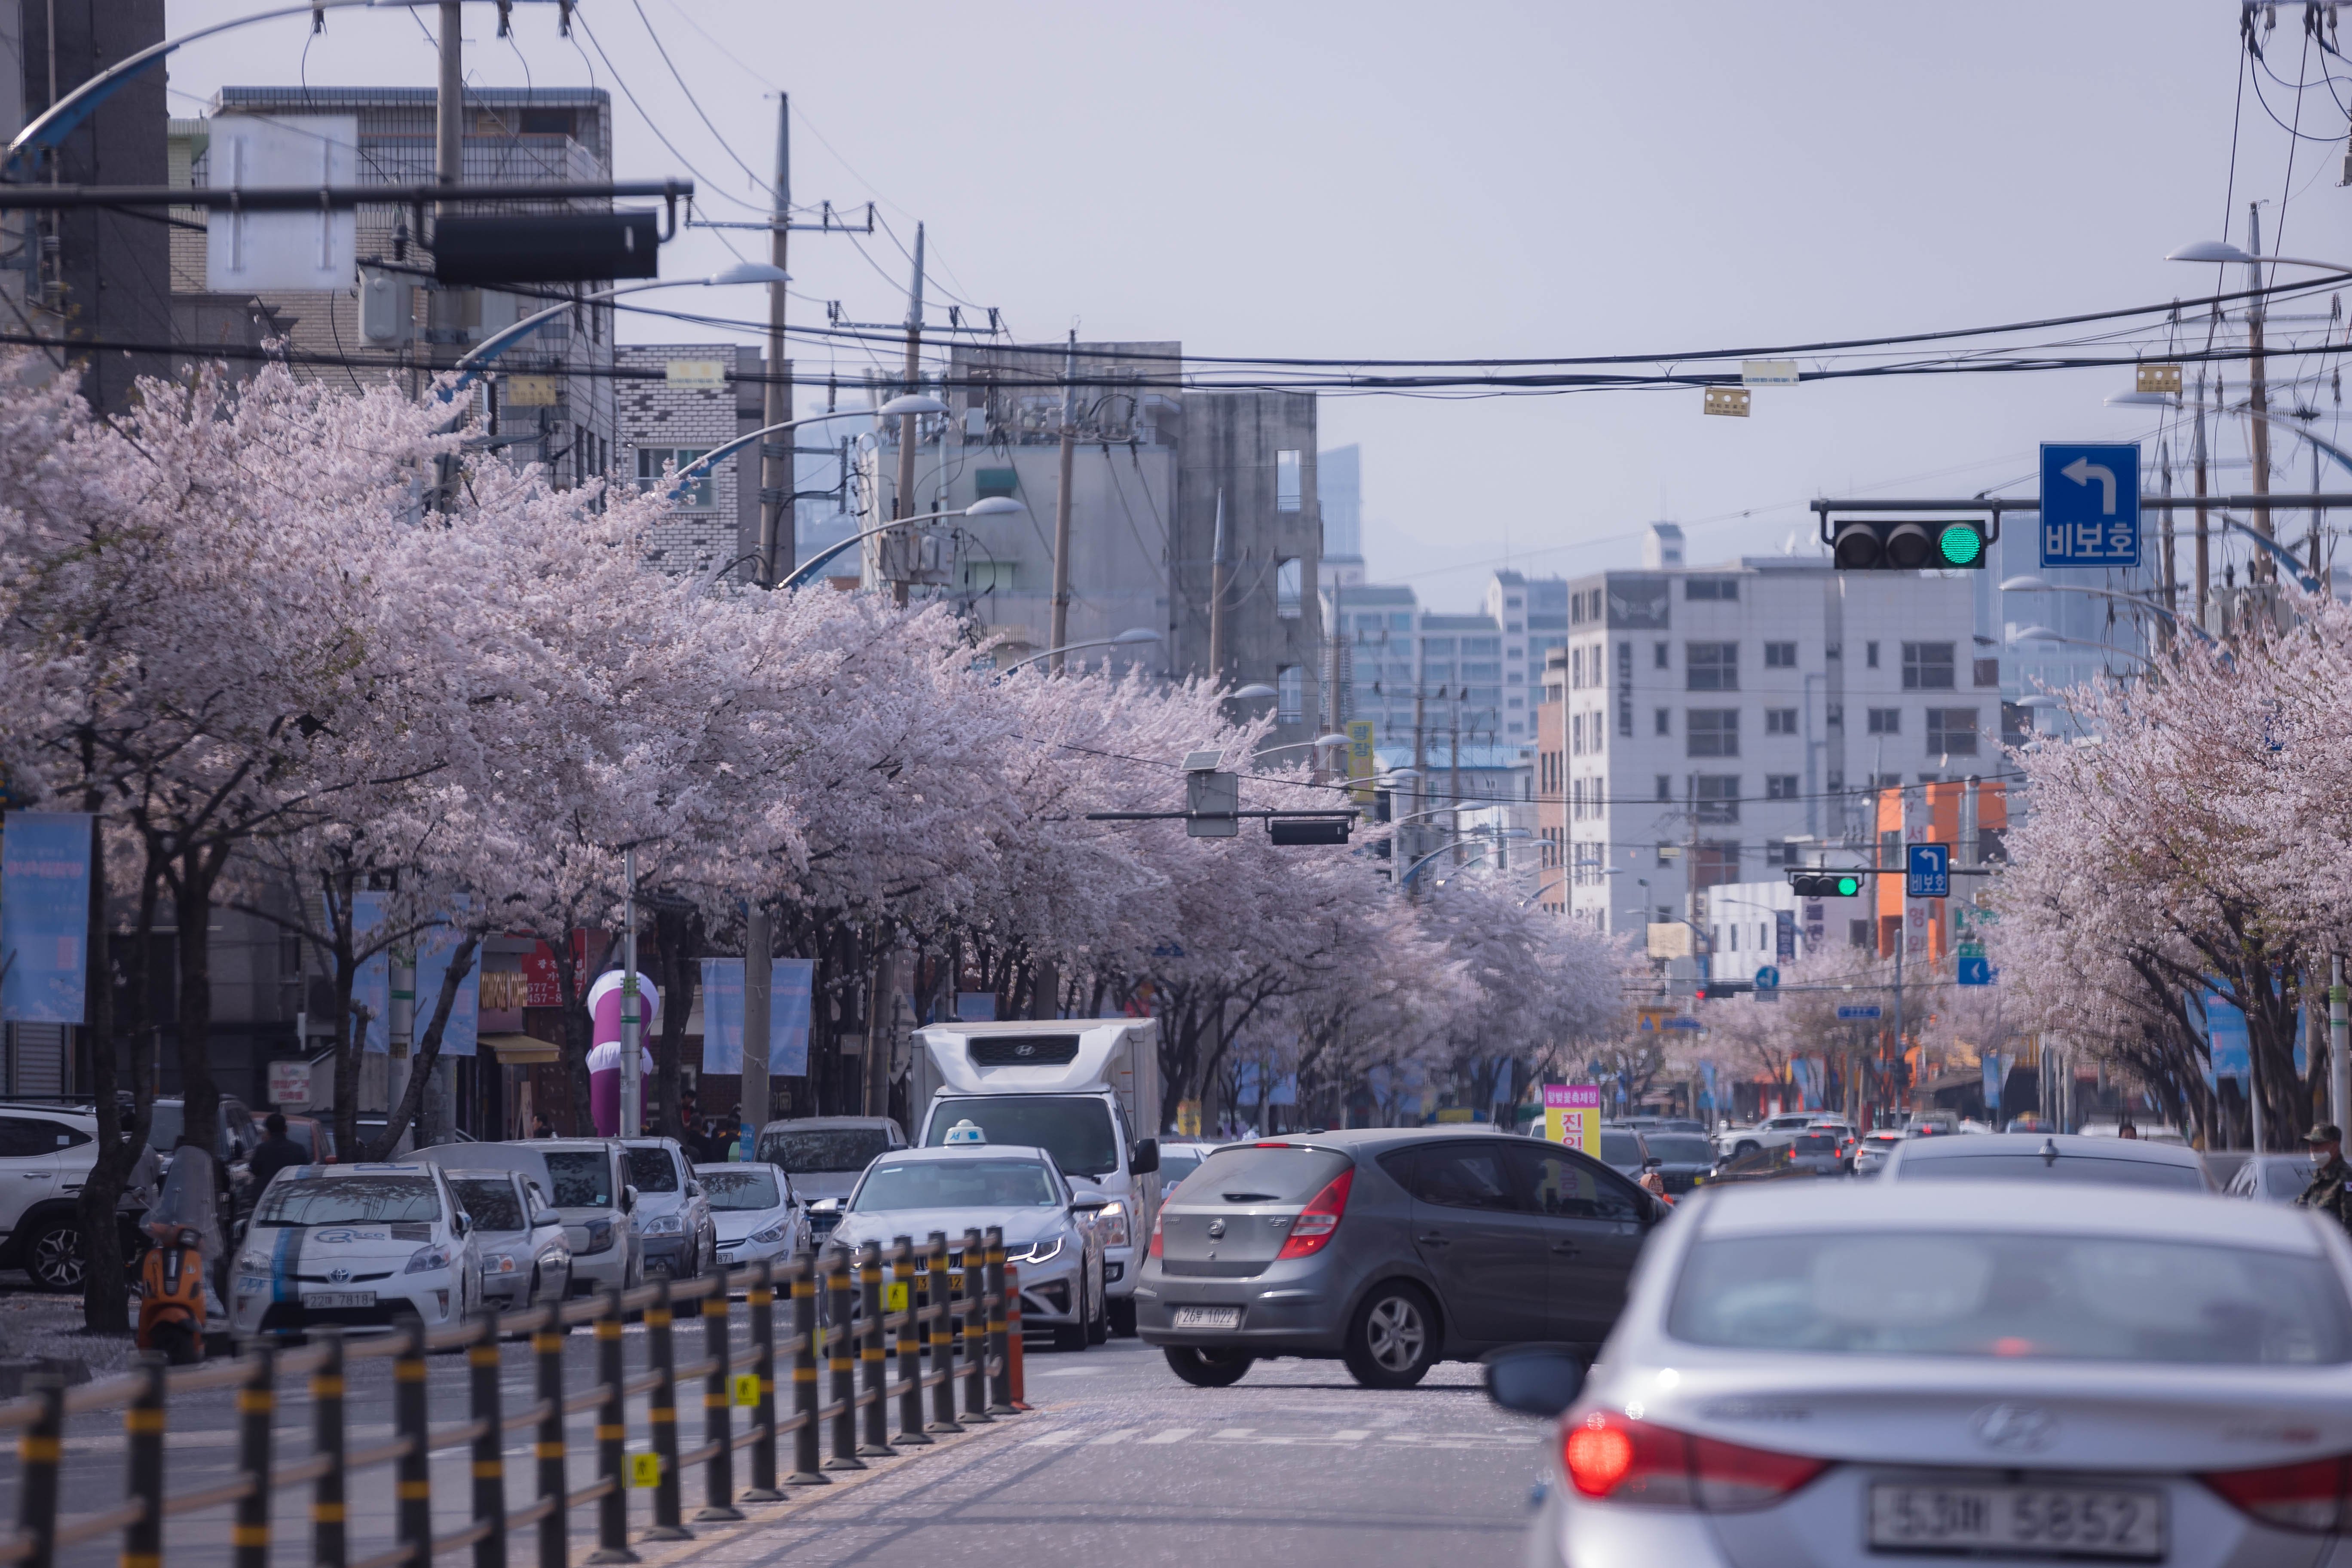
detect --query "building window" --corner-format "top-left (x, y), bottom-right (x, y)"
top-left (1926, 708), bottom-right (1979, 755)
top-left (1463, 637), bottom-right (1501, 656)
top-left (1276, 665), bottom-right (1304, 723)
top-left (1764, 840), bottom-right (1801, 867)
top-left (1764, 641), bottom-right (1797, 668)
top-left (1687, 709), bottom-right (1740, 758)
top-left (1654, 642), bottom-right (1669, 669)
top-left (1764, 707), bottom-right (1798, 735)
top-left (1391, 612), bottom-right (1412, 632)
top-left (1974, 656), bottom-right (2000, 688)
top-left (1655, 708), bottom-right (1671, 737)
top-left (1902, 641), bottom-right (1957, 690)
top-left (1695, 775), bottom-right (1740, 824)
top-left (1765, 774), bottom-right (1800, 800)
top-left (1656, 775), bottom-right (1672, 802)
top-left (1826, 703), bottom-right (1844, 729)
top-left (1422, 637), bottom-right (1455, 656)
top-left (1849, 918), bottom-right (1872, 949)
top-left (1570, 714), bottom-right (1583, 756)
top-left (1685, 577), bottom-right (1739, 601)
top-left (964, 560), bottom-right (1016, 594)
top-left (637, 446), bottom-right (714, 510)
top-left (1866, 707), bottom-right (1902, 735)
top-left (1865, 641), bottom-right (1880, 669)
top-left (1686, 642), bottom-right (1738, 691)
top-left (1276, 450), bottom-right (1302, 511)
top-left (1277, 557), bottom-right (1302, 618)
top-left (1694, 839), bottom-right (1742, 886)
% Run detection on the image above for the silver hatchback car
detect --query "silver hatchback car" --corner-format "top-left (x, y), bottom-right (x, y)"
top-left (1137, 1128), bottom-right (1668, 1390)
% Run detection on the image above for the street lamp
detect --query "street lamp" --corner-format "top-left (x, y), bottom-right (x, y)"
top-left (777, 496), bottom-right (1026, 591)
top-left (2165, 240), bottom-right (2352, 274)
top-left (1231, 683), bottom-right (1278, 701)
top-left (1999, 574), bottom-right (2217, 646)
top-left (449, 262), bottom-right (789, 393)
top-left (996, 628), bottom-right (1163, 674)
top-left (2006, 625), bottom-right (2155, 669)
top-left (1255, 733), bottom-right (1352, 759)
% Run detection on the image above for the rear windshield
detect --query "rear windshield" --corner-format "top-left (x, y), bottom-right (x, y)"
top-left (1671, 1230), bottom-right (2352, 1364)
top-left (625, 1147), bottom-right (680, 1193)
top-left (760, 1128), bottom-right (895, 1175)
top-left (701, 1168), bottom-right (781, 1211)
top-left (543, 1152), bottom-right (615, 1209)
top-left (1157, 1152), bottom-right (1204, 1187)
top-left (853, 1158), bottom-right (1060, 1211)
top-left (1793, 1134), bottom-right (1840, 1154)
top-left (1896, 1152), bottom-right (2205, 1190)
top-left (1600, 1132), bottom-right (1644, 1166)
top-left (925, 1096), bottom-right (1119, 1178)
top-left (448, 1177), bottom-right (523, 1231)
top-left (2267, 1162), bottom-right (2310, 1199)
top-left (1646, 1135), bottom-right (1714, 1163)
top-left (255, 1176), bottom-right (439, 1227)
top-left (1182, 1144), bottom-right (1353, 1205)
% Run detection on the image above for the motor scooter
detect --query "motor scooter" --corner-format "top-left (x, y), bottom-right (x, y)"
top-left (137, 1145), bottom-right (220, 1365)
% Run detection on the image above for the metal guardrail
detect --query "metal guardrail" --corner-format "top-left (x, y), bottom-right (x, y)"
top-left (0, 1226), bottom-right (1016, 1568)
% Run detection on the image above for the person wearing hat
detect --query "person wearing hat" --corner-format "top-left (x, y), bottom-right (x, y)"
top-left (2296, 1124), bottom-right (2352, 1233)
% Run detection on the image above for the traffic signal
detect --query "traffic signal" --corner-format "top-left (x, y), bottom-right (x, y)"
top-left (1698, 980), bottom-right (1755, 1000)
top-left (1788, 870), bottom-right (1865, 897)
top-left (1830, 518), bottom-right (1987, 571)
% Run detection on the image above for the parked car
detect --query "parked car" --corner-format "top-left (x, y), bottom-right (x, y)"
top-left (1613, 1116), bottom-right (1708, 1134)
top-left (1154, 1140), bottom-right (1222, 1193)
top-left (824, 1142), bottom-right (1107, 1351)
top-left (1880, 1131), bottom-right (2216, 1191)
top-left (1139, 1128), bottom-right (1667, 1390)
top-left (756, 1116), bottom-right (906, 1248)
top-left (281, 1114), bottom-right (335, 1164)
top-left (1714, 1112), bottom-right (1825, 1161)
top-left (441, 1167), bottom-right (570, 1309)
top-left (229, 1161), bottom-right (483, 1334)
top-left (1488, 1179), bottom-right (2352, 1568)
top-left (2226, 1152), bottom-right (2315, 1205)
top-left (1636, 1130), bottom-right (1716, 1194)
top-left (698, 1162), bottom-right (804, 1273)
top-left (1851, 1128), bottom-right (1909, 1176)
top-left (1598, 1127), bottom-right (1653, 1183)
top-left (0, 1105), bottom-right (110, 1291)
top-left (621, 1138), bottom-right (716, 1280)
top-left (526, 1140), bottom-right (644, 1295)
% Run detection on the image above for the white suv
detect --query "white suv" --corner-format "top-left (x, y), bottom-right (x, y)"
top-left (1714, 1112), bottom-right (1822, 1161)
top-left (0, 1106), bottom-right (104, 1292)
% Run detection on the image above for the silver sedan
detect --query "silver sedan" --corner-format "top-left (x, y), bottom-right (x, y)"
top-left (1490, 1180), bottom-right (2352, 1567)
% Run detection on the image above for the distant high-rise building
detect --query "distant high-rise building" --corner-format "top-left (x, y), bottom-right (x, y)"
top-left (1645, 521), bottom-right (1686, 570)
top-left (1320, 444), bottom-right (1364, 588)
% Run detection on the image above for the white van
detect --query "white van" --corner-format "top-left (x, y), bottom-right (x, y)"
top-left (907, 1020), bottom-right (1161, 1335)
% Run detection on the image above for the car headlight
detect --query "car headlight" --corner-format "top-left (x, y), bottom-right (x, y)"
top-left (1008, 1236), bottom-right (1065, 1266)
top-left (405, 1244), bottom-right (453, 1275)
top-left (484, 1253), bottom-right (518, 1275)
top-left (236, 1251), bottom-right (269, 1274)
top-left (579, 1218), bottom-right (615, 1256)
top-left (640, 1213), bottom-right (684, 1237)
top-left (750, 1221), bottom-right (793, 1244)
top-left (1093, 1201), bottom-right (1129, 1248)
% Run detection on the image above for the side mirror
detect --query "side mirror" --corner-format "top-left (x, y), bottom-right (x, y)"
top-left (685, 1180), bottom-right (702, 1199)
top-left (453, 1211), bottom-right (472, 1236)
top-left (1643, 1157), bottom-right (1663, 1170)
top-left (622, 1185), bottom-right (639, 1214)
top-left (1484, 1347), bottom-right (1586, 1418)
top-left (1071, 1198), bottom-right (1111, 1214)
top-left (810, 1197), bottom-right (841, 1215)
top-left (535, 1209), bottom-right (563, 1229)
top-left (1131, 1139), bottom-right (1160, 1176)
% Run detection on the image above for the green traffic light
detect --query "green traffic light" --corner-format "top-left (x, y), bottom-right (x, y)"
top-left (1938, 524), bottom-right (1984, 567)
top-left (1835, 875), bottom-right (1861, 897)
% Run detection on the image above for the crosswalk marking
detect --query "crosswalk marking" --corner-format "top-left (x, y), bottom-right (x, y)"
top-left (1137, 1428), bottom-right (1195, 1444)
top-left (1087, 1429), bottom-right (1142, 1446)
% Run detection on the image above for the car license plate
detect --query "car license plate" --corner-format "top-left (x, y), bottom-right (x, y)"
top-left (1173, 1306), bottom-right (1240, 1331)
top-left (302, 1292), bottom-right (376, 1310)
top-left (1868, 1483), bottom-right (2164, 1559)
top-left (717, 1251), bottom-right (737, 1265)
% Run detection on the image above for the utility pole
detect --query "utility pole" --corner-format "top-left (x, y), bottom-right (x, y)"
top-left (2194, 368), bottom-right (2211, 627)
top-left (888, 223), bottom-right (925, 609)
top-left (429, 3), bottom-right (463, 368)
top-left (1207, 488), bottom-right (1230, 684)
top-left (754, 96), bottom-right (793, 587)
top-left (622, 848), bottom-right (641, 1138)
top-left (2248, 203), bottom-right (2275, 566)
top-left (1048, 329), bottom-right (1078, 672)
top-left (2331, 953), bottom-right (2349, 1134)
top-left (1448, 705), bottom-right (1462, 868)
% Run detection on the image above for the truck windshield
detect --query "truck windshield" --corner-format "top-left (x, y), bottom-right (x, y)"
top-left (926, 1096), bottom-right (1119, 1177)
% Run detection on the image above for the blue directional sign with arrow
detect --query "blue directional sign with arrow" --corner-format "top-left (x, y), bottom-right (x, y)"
top-left (1906, 843), bottom-right (1951, 900)
top-left (1957, 953), bottom-right (1995, 987)
top-left (1753, 966), bottom-right (1780, 991)
top-left (2040, 441), bottom-right (2141, 569)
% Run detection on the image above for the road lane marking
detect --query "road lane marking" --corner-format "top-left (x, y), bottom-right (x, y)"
top-left (1137, 1428), bottom-right (1195, 1444)
top-left (1087, 1429), bottom-right (1141, 1445)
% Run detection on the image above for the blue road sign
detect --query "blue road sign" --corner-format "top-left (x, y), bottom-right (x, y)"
top-left (1957, 954), bottom-right (1994, 986)
top-left (1835, 1004), bottom-right (1883, 1021)
top-left (1754, 965), bottom-right (1781, 991)
top-left (2040, 441), bottom-right (2141, 568)
top-left (1664, 1017), bottom-right (1705, 1031)
top-left (1907, 843), bottom-right (1951, 900)
top-left (1774, 910), bottom-right (1795, 962)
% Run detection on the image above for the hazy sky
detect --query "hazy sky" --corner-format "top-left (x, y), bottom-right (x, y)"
top-left (165, 1), bottom-right (2344, 609)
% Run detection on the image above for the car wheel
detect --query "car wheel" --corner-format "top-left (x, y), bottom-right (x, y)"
top-left (1107, 1297), bottom-right (1138, 1338)
top-left (1734, 1141), bottom-right (1759, 1158)
top-left (1086, 1271), bottom-right (1109, 1346)
top-left (23, 1217), bottom-right (83, 1293)
top-left (1163, 1346), bottom-right (1253, 1387)
top-left (1343, 1282), bottom-right (1438, 1390)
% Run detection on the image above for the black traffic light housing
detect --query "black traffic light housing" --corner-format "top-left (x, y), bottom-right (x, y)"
top-left (1831, 518), bottom-right (1987, 571)
top-left (1269, 817), bottom-right (1352, 846)
top-left (1788, 870), bottom-right (1865, 898)
top-left (1698, 980), bottom-right (1755, 1000)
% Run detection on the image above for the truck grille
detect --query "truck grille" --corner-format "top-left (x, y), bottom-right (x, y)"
top-left (967, 1035), bottom-right (1082, 1067)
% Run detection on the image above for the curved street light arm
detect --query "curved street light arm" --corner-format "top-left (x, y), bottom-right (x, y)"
top-left (776, 508), bottom-right (966, 591)
top-left (998, 637), bottom-right (1124, 674)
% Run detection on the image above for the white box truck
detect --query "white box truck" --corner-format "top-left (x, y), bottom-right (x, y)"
top-left (908, 1018), bottom-right (1163, 1335)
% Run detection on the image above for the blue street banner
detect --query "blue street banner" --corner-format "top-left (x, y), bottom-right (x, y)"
top-left (2200, 992), bottom-right (2251, 1083)
top-left (413, 925), bottom-right (479, 1057)
top-left (331, 891), bottom-right (392, 1053)
top-left (699, 959), bottom-right (816, 1077)
top-left (0, 813), bottom-right (92, 1024)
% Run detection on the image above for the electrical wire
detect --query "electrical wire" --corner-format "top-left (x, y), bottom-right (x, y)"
top-left (625, 0), bottom-right (774, 202)
top-left (569, 8), bottom-right (766, 214)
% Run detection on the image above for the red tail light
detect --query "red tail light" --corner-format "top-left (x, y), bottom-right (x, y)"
top-left (1562, 1411), bottom-right (1827, 1511)
top-left (1274, 1168), bottom-right (1354, 1260)
top-left (2201, 1455), bottom-right (2352, 1533)
top-left (1147, 1210), bottom-right (1164, 1259)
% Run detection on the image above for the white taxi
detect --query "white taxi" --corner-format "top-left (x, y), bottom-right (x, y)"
top-left (231, 1163), bottom-right (483, 1335)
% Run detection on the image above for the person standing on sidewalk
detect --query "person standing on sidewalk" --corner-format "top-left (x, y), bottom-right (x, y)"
top-left (2296, 1124), bottom-right (2352, 1235)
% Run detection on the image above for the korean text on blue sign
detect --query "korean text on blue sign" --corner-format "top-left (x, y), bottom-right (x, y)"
top-left (0, 812), bottom-right (92, 1024)
top-left (2040, 441), bottom-right (2141, 568)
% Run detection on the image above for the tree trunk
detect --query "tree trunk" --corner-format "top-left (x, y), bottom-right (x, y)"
top-left (76, 813), bottom-right (144, 1335)
top-left (325, 870), bottom-right (362, 1165)
top-left (171, 845), bottom-right (223, 1158)
top-left (648, 906), bottom-right (700, 1144)
top-left (550, 928), bottom-right (598, 1135)
top-left (367, 934), bottom-right (477, 1159)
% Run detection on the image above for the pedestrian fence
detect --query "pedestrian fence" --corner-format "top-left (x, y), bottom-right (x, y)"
top-left (0, 1226), bottom-right (1021, 1568)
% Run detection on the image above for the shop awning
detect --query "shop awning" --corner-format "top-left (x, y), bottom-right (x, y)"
top-left (482, 1033), bottom-right (562, 1065)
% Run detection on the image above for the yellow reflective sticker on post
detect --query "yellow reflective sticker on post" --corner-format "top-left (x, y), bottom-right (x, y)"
top-left (732, 1372), bottom-right (760, 1408)
top-left (885, 1282), bottom-right (909, 1314)
top-left (629, 1452), bottom-right (661, 1488)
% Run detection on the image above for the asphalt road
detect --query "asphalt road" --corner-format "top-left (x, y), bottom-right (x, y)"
top-left (7, 1313), bottom-right (1550, 1568)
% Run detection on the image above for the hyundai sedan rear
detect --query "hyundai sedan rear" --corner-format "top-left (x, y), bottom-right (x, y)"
top-left (1514, 1180), bottom-right (2352, 1567)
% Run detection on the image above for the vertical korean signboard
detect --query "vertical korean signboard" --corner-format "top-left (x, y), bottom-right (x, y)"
top-left (0, 813), bottom-right (93, 1024)
top-left (1543, 1084), bottom-right (1602, 1155)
